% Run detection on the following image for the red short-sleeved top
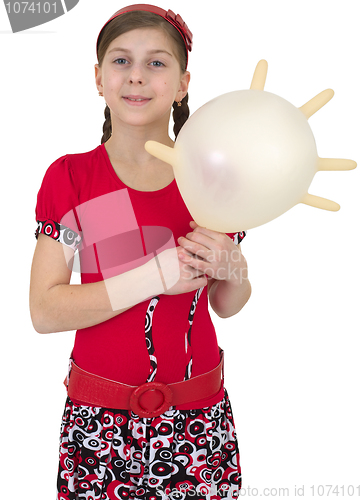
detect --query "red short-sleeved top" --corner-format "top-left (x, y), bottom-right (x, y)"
top-left (35, 143), bottom-right (246, 410)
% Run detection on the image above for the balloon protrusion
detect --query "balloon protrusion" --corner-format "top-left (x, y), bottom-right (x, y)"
top-left (299, 89), bottom-right (334, 119)
top-left (145, 141), bottom-right (176, 167)
top-left (250, 60), bottom-right (268, 90)
top-left (318, 157), bottom-right (357, 171)
top-left (300, 193), bottom-right (340, 211)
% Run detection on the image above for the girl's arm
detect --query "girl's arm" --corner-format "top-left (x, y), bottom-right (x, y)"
top-left (30, 233), bottom-right (207, 334)
top-left (30, 234), bottom-right (166, 334)
top-left (207, 243), bottom-right (252, 319)
top-left (179, 224), bottom-right (252, 319)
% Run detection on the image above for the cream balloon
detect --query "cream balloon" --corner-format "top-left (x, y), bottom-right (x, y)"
top-left (145, 60), bottom-right (356, 232)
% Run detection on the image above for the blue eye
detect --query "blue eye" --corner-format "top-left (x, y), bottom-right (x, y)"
top-left (113, 58), bottom-right (164, 67)
top-left (150, 61), bottom-right (164, 67)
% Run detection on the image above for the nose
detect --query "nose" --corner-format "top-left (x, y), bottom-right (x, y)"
top-left (128, 63), bottom-right (145, 85)
top-left (129, 76), bottom-right (143, 84)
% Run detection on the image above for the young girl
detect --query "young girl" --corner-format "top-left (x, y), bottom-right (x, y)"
top-left (30, 4), bottom-right (251, 499)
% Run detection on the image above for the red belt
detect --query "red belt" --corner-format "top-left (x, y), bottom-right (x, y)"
top-left (64, 347), bottom-right (224, 418)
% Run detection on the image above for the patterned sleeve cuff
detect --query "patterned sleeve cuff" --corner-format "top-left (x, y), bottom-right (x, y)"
top-left (35, 219), bottom-right (82, 252)
top-left (231, 231), bottom-right (246, 245)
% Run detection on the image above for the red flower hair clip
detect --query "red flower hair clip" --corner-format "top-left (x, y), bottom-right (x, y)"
top-left (165, 9), bottom-right (193, 52)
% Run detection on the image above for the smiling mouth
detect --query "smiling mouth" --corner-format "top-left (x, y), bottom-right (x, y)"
top-left (123, 97), bottom-right (151, 101)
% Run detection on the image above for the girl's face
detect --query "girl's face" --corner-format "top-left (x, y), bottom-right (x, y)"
top-left (95, 27), bottom-right (190, 130)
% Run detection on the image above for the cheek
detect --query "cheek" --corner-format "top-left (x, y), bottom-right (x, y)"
top-left (104, 76), bottom-right (114, 88)
top-left (107, 72), bottom-right (125, 86)
top-left (159, 82), bottom-right (177, 98)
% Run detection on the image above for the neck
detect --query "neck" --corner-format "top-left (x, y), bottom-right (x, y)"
top-left (104, 112), bottom-right (174, 169)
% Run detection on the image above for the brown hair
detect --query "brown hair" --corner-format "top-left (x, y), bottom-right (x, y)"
top-left (97, 11), bottom-right (190, 144)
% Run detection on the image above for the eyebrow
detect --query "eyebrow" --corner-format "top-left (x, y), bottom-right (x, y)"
top-left (108, 48), bottom-right (173, 57)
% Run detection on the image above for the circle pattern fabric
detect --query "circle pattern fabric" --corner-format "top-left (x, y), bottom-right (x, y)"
top-left (57, 388), bottom-right (241, 500)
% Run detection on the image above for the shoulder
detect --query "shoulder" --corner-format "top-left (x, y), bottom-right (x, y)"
top-left (43, 144), bottom-right (102, 183)
top-left (66, 144), bottom-right (102, 165)
top-left (68, 144), bottom-right (106, 182)
top-left (40, 154), bottom-right (71, 188)
top-left (66, 144), bottom-right (102, 163)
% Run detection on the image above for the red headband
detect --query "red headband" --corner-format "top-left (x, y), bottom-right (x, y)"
top-left (96, 4), bottom-right (193, 68)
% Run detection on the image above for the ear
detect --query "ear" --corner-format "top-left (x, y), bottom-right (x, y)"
top-left (95, 64), bottom-right (103, 92)
top-left (177, 70), bottom-right (191, 101)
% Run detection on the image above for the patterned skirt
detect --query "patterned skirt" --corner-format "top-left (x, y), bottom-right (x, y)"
top-left (57, 387), bottom-right (242, 500)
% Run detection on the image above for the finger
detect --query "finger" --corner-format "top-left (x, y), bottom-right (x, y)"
top-left (180, 258), bottom-right (204, 276)
top-left (186, 267), bottom-right (206, 284)
top-left (189, 222), bottom-right (225, 241)
top-left (179, 236), bottom-right (210, 259)
top-left (182, 255), bottom-right (216, 280)
top-left (181, 258), bottom-right (207, 281)
top-left (192, 275), bottom-right (208, 287)
top-left (179, 251), bottom-right (204, 269)
top-left (183, 230), bottom-right (223, 254)
top-left (179, 247), bottom-right (195, 258)
top-left (192, 269), bottom-right (207, 278)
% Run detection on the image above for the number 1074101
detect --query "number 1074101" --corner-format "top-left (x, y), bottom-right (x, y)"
top-left (5, 2), bottom-right (58, 14)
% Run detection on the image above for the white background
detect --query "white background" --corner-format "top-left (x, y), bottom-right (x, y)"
top-left (1, 0), bottom-right (362, 498)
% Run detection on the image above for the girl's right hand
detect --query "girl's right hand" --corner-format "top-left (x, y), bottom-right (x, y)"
top-left (157, 246), bottom-right (208, 296)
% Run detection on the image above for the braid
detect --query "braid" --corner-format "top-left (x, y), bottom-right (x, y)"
top-left (172, 92), bottom-right (190, 139)
top-left (101, 104), bottom-right (112, 144)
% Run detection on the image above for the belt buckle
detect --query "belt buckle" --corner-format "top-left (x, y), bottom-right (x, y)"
top-left (130, 381), bottom-right (173, 418)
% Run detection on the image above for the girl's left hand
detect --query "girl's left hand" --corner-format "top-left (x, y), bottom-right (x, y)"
top-left (177, 221), bottom-right (247, 284)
